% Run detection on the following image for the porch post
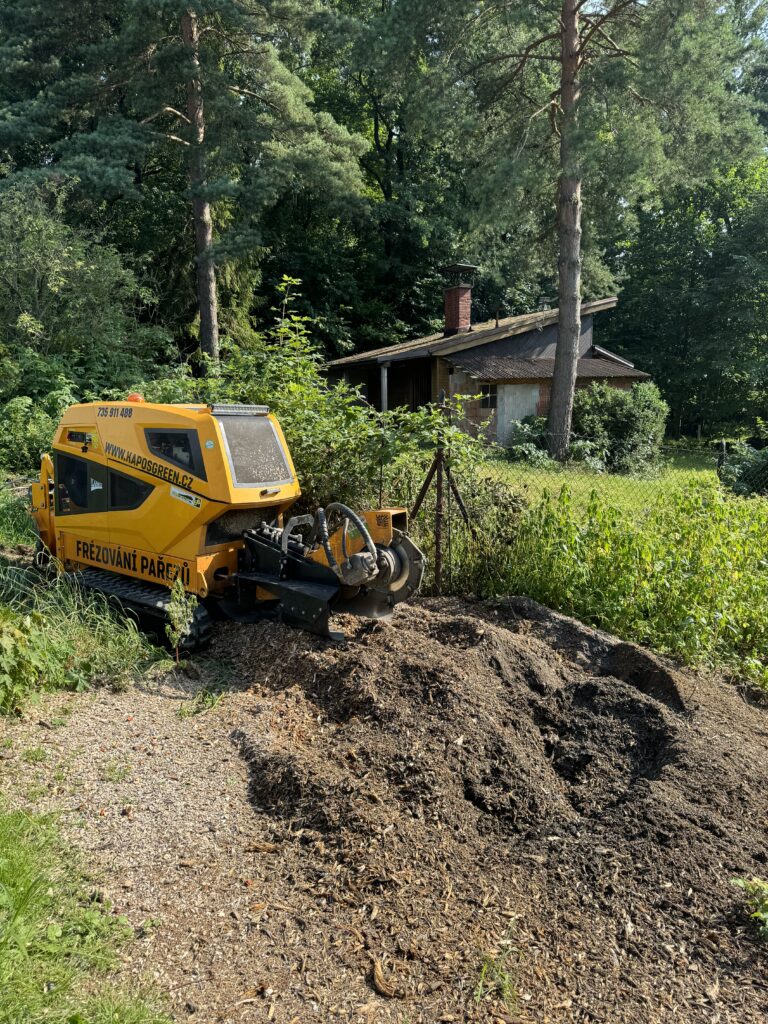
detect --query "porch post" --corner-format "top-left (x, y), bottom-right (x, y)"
top-left (380, 361), bottom-right (390, 412)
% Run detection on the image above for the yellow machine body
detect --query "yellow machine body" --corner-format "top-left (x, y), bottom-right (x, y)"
top-left (30, 400), bottom-right (424, 639)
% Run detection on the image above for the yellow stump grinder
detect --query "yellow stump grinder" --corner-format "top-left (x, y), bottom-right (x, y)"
top-left (30, 398), bottom-right (425, 646)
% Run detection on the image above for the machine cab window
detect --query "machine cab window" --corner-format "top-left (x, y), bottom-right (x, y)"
top-left (145, 429), bottom-right (206, 480)
top-left (54, 453), bottom-right (107, 515)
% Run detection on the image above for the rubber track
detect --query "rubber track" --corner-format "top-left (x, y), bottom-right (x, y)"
top-left (71, 568), bottom-right (214, 651)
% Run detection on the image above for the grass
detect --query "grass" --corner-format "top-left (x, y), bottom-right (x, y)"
top-left (0, 804), bottom-right (170, 1023)
top-left (22, 747), bottom-right (48, 765)
top-left (0, 564), bottom-right (163, 713)
top-left (100, 759), bottom-right (133, 784)
top-left (483, 448), bottom-right (718, 519)
top-left (0, 487), bottom-right (35, 548)
top-left (474, 929), bottom-right (520, 1010)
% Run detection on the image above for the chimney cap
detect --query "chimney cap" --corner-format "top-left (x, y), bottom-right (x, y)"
top-left (441, 261), bottom-right (479, 282)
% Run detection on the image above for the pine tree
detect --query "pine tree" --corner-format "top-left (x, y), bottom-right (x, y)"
top-left (0, 0), bottom-right (365, 366)
top-left (428, 0), bottom-right (762, 456)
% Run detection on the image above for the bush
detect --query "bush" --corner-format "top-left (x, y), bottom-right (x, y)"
top-left (0, 608), bottom-right (42, 714)
top-left (0, 397), bottom-right (57, 476)
top-left (0, 488), bottom-right (36, 547)
top-left (447, 482), bottom-right (768, 688)
top-left (572, 381), bottom-right (668, 474)
top-left (0, 181), bottom-right (171, 404)
top-left (719, 443), bottom-right (768, 496)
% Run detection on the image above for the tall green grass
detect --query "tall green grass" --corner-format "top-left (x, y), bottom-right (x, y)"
top-left (445, 482), bottom-right (768, 688)
top-left (0, 487), bottom-right (35, 548)
top-left (0, 805), bottom-right (169, 1023)
top-left (0, 567), bottom-right (162, 713)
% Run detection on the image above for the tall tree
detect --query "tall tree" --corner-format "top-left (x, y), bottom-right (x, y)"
top-left (427, 0), bottom-right (761, 455)
top-left (0, 0), bottom-right (365, 366)
top-left (604, 160), bottom-right (768, 435)
top-left (180, 8), bottom-right (218, 362)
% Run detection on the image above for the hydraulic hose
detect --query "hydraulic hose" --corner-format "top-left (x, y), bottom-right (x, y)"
top-left (315, 503), bottom-right (378, 583)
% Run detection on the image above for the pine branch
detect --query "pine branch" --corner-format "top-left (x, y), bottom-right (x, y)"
top-left (227, 84), bottom-right (280, 110)
top-left (578, 0), bottom-right (640, 55)
top-left (141, 106), bottom-right (191, 125)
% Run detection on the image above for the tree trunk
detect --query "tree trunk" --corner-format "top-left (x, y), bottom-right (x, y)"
top-left (181, 9), bottom-right (219, 366)
top-left (548, 0), bottom-right (582, 460)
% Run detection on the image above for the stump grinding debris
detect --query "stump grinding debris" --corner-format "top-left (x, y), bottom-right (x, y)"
top-left (1, 597), bottom-right (767, 1023)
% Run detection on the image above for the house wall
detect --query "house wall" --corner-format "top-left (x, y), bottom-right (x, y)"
top-left (447, 364), bottom-right (640, 446)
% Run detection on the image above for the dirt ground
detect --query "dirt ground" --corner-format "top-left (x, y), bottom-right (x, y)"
top-left (1, 596), bottom-right (767, 1023)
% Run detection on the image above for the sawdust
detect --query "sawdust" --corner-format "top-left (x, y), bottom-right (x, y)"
top-left (1, 597), bottom-right (767, 1023)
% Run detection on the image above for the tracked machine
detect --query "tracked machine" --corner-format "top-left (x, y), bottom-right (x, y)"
top-left (30, 398), bottom-right (424, 646)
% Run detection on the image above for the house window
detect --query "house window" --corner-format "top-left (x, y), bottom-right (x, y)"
top-left (480, 383), bottom-right (497, 410)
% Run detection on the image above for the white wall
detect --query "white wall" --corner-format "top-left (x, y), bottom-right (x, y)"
top-left (497, 384), bottom-right (540, 445)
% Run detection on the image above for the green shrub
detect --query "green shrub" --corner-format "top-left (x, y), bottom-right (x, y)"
top-left (448, 482), bottom-right (768, 687)
top-left (0, 804), bottom-right (170, 1022)
top-left (572, 381), bottom-right (669, 474)
top-left (0, 397), bottom-right (57, 476)
top-left (732, 877), bottom-right (768, 939)
top-left (0, 608), bottom-right (42, 715)
top-left (719, 443), bottom-right (768, 496)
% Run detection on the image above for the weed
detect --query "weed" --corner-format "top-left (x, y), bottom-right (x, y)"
top-left (177, 687), bottom-right (224, 718)
top-left (0, 803), bottom-right (170, 1022)
top-left (733, 877), bottom-right (768, 939)
top-left (165, 577), bottom-right (198, 663)
top-left (101, 759), bottom-right (133, 784)
top-left (474, 929), bottom-right (520, 1010)
top-left (22, 746), bottom-right (47, 764)
top-left (0, 487), bottom-right (36, 548)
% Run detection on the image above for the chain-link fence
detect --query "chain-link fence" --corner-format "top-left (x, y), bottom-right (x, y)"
top-left (477, 444), bottom-right (768, 518)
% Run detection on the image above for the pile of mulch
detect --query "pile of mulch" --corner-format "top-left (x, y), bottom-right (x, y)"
top-left (1, 596), bottom-right (766, 1022)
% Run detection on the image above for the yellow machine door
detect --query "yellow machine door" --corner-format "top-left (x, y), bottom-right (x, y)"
top-left (53, 449), bottom-right (111, 548)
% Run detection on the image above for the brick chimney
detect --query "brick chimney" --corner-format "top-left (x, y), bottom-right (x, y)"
top-left (442, 262), bottom-right (478, 337)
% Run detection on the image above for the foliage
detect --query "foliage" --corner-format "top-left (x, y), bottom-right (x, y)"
top-left (0, 608), bottom-right (42, 715)
top-left (604, 160), bottom-right (768, 435)
top-left (732, 877), bottom-right (768, 939)
top-left (0, 489), bottom-right (35, 547)
top-left (572, 382), bottom-right (669, 474)
top-left (719, 443), bottom-right (768, 496)
top-left (0, 557), bottom-right (160, 712)
top-left (447, 482), bottom-right (768, 688)
top-left (506, 442), bottom-right (553, 468)
top-left (165, 577), bottom-right (198, 662)
top-left (134, 279), bottom-right (486, 510)
top-left (0, 183), bottom-right (170, 403)
top-left (0, 804), bottom-right (170, 1022)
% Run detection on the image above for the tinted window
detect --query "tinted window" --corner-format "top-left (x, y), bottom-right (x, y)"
top-left (145, 429), bottom-right (207, 480)
top-left (55, 453), bottom-right (107, 515)
top-left (216, 416), bottom-right (291, 486)
top-left (109, 470), bottom-right (153, 511)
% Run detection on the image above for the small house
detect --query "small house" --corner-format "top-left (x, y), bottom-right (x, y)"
top-left (328, 268), bottom-right (649, 446)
